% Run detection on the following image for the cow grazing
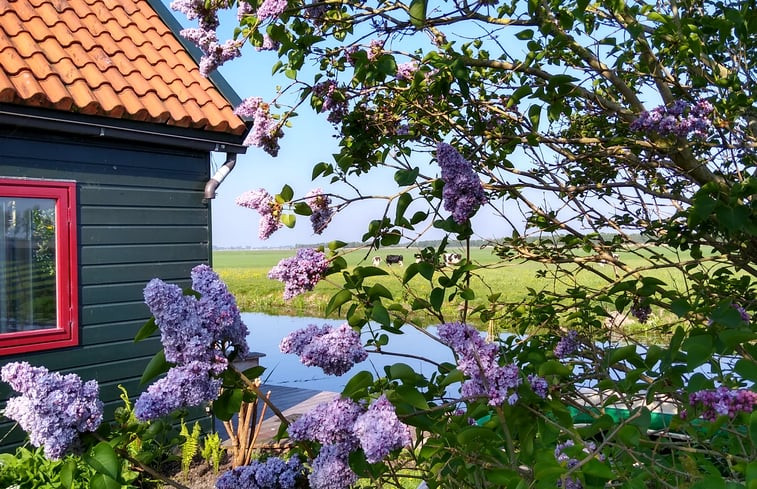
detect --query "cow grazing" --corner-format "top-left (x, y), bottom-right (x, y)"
top-left (443, 253), bottom-right (462, 266)
top-left (372, 256), bottom-right (382, 266)
top-left (385, 254), bottom-right (404, 266)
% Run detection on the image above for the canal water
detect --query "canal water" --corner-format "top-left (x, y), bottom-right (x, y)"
top-left (243, 312), bottom-right (454, 393)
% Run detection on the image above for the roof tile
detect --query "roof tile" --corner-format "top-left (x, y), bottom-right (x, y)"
top-left (0, 0), bottom-right (246, 135)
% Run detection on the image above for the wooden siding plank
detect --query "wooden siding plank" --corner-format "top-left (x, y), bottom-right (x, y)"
top-left (80, 226), bottom-right (208, 245)
top-left (82, 320), bottom-right (155, 343)
top-left (82, 302), bottom-right (150, 325)
top-left (80, 243), bottom-right (208, 265)
top-left (81, 281), bottom-right (191, 306)
top-left (80, 207), bottom-right (209, 226)
top-left (81, 262), bottom-right (205, 285)
top-left (79, 185), bottom-right (205, 208)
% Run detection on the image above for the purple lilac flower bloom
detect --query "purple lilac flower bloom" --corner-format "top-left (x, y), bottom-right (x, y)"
top-left (630, 99), bottom-right (713, 139)
top-left (180, 27), bottom-right (218, 52)
top-left (308, 443), bottom-right (358, 489)
top-left (280, 323), bottom-right (367, 376)
top-left (134, 361), bottom-right (222, 421)
top-left (287, 397), bottom-right (363, 446)
top-left (268, 248), bottom-right (330, 299)
top-left (395, 61), bottom-right (418, 81)
top-left (138, 265), bottom-right (248, 420)
top-left (235, 188), bottom-right (283, 240)
top-left (367, 39), bottom-right (383, 61)
top-left (353, 395), bottom-right (412, 463)
top-left (237, 0), bottom-right (254, 20)
top-left (305, 188), bottom-right (334, 234)
top-left (243, 105), bottom-right (283, 156)
top-left (630, 298), bottom-right (652, 324)
top-left (528, 374), bottom-right (548, 398)
top-left (436, 142), bottom-right (487, 224)
top-left (235, 97), bottom-right (263, 118)
top-left (313, 81), bottom-right (348, 125)
top-left (257, 0), bottom-right (288, 20)
top-left (1, 362), bottom-right (103, 460)
top-left (437, 322), bottom-right (521, 406)
top-left (191, 264), bottom-right (249, 356)
top-left (215, 455), bottom-right (305, 489)
top-left (689, 386), bottom-right (757, 421)
top-left (199, 39), bottom-right (243, 76)
top-left (554, 330), bottom-right (579, 359)
top-left (171, 0), bottom-right (219, 30)
top-left (257, 34), bottom-right (280, 51)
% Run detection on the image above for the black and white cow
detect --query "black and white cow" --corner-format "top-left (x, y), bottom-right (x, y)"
top-left (372, 256), bottom-right (382, 266)
top-left (385, 254), bottom-right (404, 266)
top-left (443, 253), bottom-right (462, 266)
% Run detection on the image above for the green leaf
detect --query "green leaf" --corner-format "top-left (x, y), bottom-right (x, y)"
top-left (367, 283), bottom-right (393, 300)
top-left (403, 263), bottom-right (419, 284)
top-left (342, 371), bottom-right (374, 398)
top-left (670, 298), bottom-right (691, 317)
top-left (279, 184), bottom-right (294, 202)
top-left (735, 359), bottom-right (757, 383)
top-left (516, 29), bottom-right (534, 40)
top-left (134, 317), bottom-right (157, 342)
top-left (85, 442), bottom-right (120, 480)
top-left (393, 384), bottom-right (428, 410)
top-left (607, 345), bottom-right (637, 366)
top-left (280, 214), bottom-right (296, 228)
top-left (293, 202), bottom-right (312, 216)
top-left (328, 240), bottom-right (347, 251)
top-left (582, 459), bottom-right (614, 480)
top-left (61, 459), bottom-right (76, 489)
top-left (213, 388), bottom-right (244, 421)
top-left (372, 303), bottom-right (391, 327)
top-left (395, 193), bottom-right (413, 223)
top-left (682, 334), bottom-right (714, 369)
top-left (356, 266), bottom-right (389, 278)
top-left (90, 474), bottom-right (122, 489)
top-left (457, 426), bottom-right (497, 445)
top-left (430, 287), bottom-right (444, 312)
top-left (538, 360), bottom-right (572, 377)
top-left (325, 289), bottom-right (353, 316)
top-left (395, 167), bottom-right (420, 186)
top-left (408, 0), bottom-right (426, 27)
top-left (140, 349), bottom-right (169, 385)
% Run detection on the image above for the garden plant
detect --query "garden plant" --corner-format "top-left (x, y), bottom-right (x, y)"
top-left (2, 0), bottom-right (757, 488)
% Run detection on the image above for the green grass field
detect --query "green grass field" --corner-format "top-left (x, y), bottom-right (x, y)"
top-left (213, 245), bottom-right (695, 331)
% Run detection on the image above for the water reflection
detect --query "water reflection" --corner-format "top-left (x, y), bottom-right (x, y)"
top-left (243, 312), bottom-right (454, 393)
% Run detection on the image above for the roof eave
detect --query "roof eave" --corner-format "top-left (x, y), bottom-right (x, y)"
top-left (0, 104), bottom-right (250, 154)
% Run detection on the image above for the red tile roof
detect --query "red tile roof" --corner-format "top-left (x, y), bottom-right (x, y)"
top-left (0, 0), bottom-right (247, 135)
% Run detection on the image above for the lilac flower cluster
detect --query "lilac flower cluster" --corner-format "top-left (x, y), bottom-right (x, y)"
top-left (171, 0), bottom-right (219, 30)
top-left (689, 386), bottom-right (757, 421)
top-left (367, 39), bottom-right (383, 61)
top-left (630, 99), bottom-right (714, 139)
top-left (198, 39), bottom-right (242, 77)
top-left (1, 362), bottom-right (103, 459)
top-left (554, 330), bottom-right (579, 359)
top-left (136, 265), bottom-right (248, 420)
top-left (234, 98), bottom-right (283, 156)
top-left (630, 298), bottom-right (651, 324)
top-left (280, 323), bottom-right (367, 375)
top-left (215, 455), bottom-right (306, 489)
top-left (257, 34), bottom-right (280, 52)
top-left (312, 81), bottom-right (348, 124)
top-left (437, 322), bottom-right (521, 406)
top-left (305, 188), bottom-right (334, 234)
top-left (237, 1), bottom-right (253, 20)
top-left (395, 61), bottom-right (418, 81)
top-left (235, 187), bottom-right (283, 240)
top-left (288, 396), bottom-right (412, 488)
top-left (268, 248), bottom-right (329, 299)
top-left (528, 374), bottom-right (549, 398)
top-left (436, 143), bottom-right (487, 224)
top-left (172, 1), bottom-right (242, 76)
top-left (554, 440), bottom-right (603, 489)
top-left (353, 395), bottom-right (413, 463)
top-left (257, 0), bottom-right (288, 20)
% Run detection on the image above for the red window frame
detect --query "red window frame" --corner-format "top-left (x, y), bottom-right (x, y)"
top-left (0, 178), bottom-right (78, 355)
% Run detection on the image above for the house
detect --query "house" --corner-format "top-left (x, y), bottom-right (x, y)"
top-left (0, 0), bottom-right (249, 450)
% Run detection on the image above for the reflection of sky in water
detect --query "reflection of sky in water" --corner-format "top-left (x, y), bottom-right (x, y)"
top-left (243, 312), bottom-right (454, 393)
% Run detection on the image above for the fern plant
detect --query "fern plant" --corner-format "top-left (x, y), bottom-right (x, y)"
top-left (178, 421), bottom-right (201, 480)
top-left (200, 432), bottom-right (225, 474)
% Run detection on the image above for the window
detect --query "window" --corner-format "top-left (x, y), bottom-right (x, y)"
top-left (0, 178), bottom-right (78, 355)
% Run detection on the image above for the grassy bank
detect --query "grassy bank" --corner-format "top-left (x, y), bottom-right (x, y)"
top-left (213, 246), bottom-right (690, 333)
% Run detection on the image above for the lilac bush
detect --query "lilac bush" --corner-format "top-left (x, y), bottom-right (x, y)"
top-left (1, 362), bottom-right (103, 459)
top-left (279, 322), bottom-right (367, 375)
top-left (215, 455), bottom-right (306, 489)
top-left (268, 248), bottom-right (329, 299)
top-left (688, 387), bottom-right (757, 421)
top-left (352, 395), bottom-right (413, 463)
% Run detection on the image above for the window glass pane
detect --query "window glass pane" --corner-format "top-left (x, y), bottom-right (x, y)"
top-left (0, 197), bottom-right (57, 333)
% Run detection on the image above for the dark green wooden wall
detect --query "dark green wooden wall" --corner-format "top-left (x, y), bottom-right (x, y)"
top-left (0, 128), bottom-right (213, 451)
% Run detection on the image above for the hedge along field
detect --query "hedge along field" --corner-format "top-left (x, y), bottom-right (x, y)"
top-left (213, 244), bottom-right (694, 335)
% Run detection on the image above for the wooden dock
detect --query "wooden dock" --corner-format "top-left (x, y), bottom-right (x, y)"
top-left (215, 384), bottom-right (339, 447)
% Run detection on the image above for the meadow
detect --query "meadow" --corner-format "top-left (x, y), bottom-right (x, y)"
top-left (213, 244), bottom-right (695, 334)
